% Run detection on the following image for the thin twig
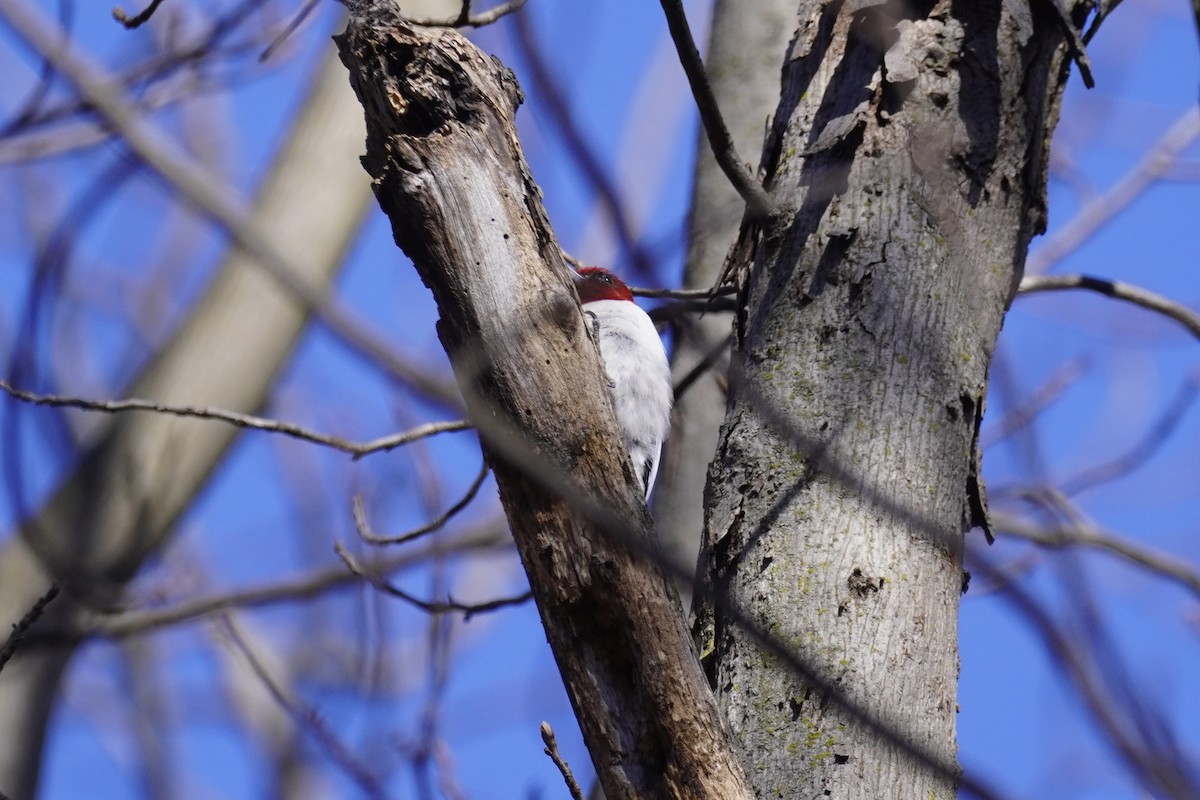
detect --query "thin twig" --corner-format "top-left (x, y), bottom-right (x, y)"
top-left (656, 0), bottom-right (774, 221)
top-left (354, 459), bottom-right (491, 545)
top-left (648, 296), bottom-right (738, 324)
top-left (540, 722), bottom-right (584, 800)
top-left (0, 379), bottom-right (468, 458)
top-left (0, 583), bottom-right (59, 674)
top-left (632, 285), bottom-right (737, 300)
top-left (981, 359), bottom-right (1088, 448)
top-left (1034, 0), bottom-right (1094, 88)
top-left (217, 617), bottom-right (391, 800)
top-left (112, 0), bottom-right (167, 29)
top-left (512, 12), bottom-right (659, 281)
top-left (336, 544), bottom-right (532, 619)
top-left (672, 332), bottom-right (733, 402)
top-left (1017, 274), bottom-right (1200, 341)
top-left (1026, 110), bottom-right (1200, 275)
top-left (0, 0), bottom-right (463, 410)
top-left (1082, 0), bottom-right (1128, 43)
top-left (1059, 375), bottom-right (1200, 496)
top-left (405, 0), bottom-right (527, 28)
top-left (259, 0), bottom-right (319, 62)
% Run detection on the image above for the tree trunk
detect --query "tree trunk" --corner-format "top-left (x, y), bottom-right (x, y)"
top-left (654, 0), bottom-right (798, 605)
top-left (698, 2), bottom-right (1080, 797)
top-left (336, 9), bottom-right (755, 799)
top-left (0, 46), bottom-right (372, 796)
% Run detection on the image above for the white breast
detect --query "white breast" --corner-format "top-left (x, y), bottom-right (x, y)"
top-left (584, 299), bottom-right (673, 497)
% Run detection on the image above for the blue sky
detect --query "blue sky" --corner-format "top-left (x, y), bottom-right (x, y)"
top-left (2, 1), bottom-right (1199, 798)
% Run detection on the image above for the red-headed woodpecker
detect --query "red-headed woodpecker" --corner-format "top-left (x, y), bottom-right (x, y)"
top-left (573, 267), bottom-right (673, 498)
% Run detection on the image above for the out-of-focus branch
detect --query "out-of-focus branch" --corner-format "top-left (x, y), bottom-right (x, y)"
top-left (1060, 375), bottom-right (1200, 496)
top-left (511, 11), bottom-right (658, 281)
top-left (656, 0), bottom-right (774, 221)
top-left (0, 380), bottom-right (469, 459)
top-left (995, 512), bottom-right (1200, 601)
top-left (36, 524), bottom-right (510, 641)
top-left (0, 0), bottom-right (460, 408)
top-left (1018, 274), bottom-right (1200, 341)
top-left (1026, 110), bottom-right (1200, 275)
top-left (981, 359), bottom-right (1088, 448)
top-left (218, 617), bottom-right (390, 800)
top-left (0, 14), bottom-right (379, 795)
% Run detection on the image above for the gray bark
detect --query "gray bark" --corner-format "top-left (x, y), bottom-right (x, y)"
top-left (654, 0), bottom-right (799, 604)
top-left (336, 11), bottom-right (755, 799)
top-left (697, 2), bottom-right (1080, 797)
top-left (0, 49), bottom-right (372, 796)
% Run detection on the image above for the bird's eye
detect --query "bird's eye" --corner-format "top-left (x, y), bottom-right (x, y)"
top-left (600, 274), bottom-right (612, 283)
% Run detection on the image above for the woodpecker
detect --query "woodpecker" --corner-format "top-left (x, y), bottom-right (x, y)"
top-left (572, 267), bottom-right (673, 498)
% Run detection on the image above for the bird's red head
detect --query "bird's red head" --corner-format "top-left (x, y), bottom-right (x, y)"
top-left (572, 267), bottom-right (634, 303)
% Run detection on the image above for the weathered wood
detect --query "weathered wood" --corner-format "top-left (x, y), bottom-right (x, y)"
top-left (335, 9), bottom-right (754, 799)
top-left (697, 2), bottom-right (1082, 798)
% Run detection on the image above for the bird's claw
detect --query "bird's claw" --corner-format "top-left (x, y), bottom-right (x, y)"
top-left (584, 309), bottom-right (601, 342)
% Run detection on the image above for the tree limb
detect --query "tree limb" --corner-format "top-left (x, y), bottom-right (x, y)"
top-left (0, 380), bottom-right (469, 458)
top-left (656, 0), bottom-right (775, 221)
top-left (404, 0), bottom-right (528, 29)
top-left (1017, 274), bottom-right (1200, 341)
top-left (335, 10), bottom-right (755, 799)
top-left (994, 513), bottom-right (1200, 601)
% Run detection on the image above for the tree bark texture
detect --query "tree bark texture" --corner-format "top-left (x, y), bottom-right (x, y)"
top-left (0, 48), bottom-right (372, 796)
top-left (336, 10), bottom-right (754, 800)
top-left (655, 0), bottom-right (799, 605)
top-left (698, 2), bottom-right (1081, 797)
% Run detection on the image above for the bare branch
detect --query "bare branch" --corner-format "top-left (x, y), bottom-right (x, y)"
top-left (111, 0), bottom-right (167, 29)
top-left (671, 333), bottom-right (732, 403)
top-left (1034, 0), bottom-right (1094, 88)
top-left (259, 0), bottom-right (320, 62)
top-left (981, 359), bottom-right (1088, 448)
top-left (0, 0), bottom-right (462, 409)
top-left (335, 543), bottom-right (532, 618)
top-left (217, 617), bottom-right (391, 800)
top-left (1018, 274), bottom-right (1200, 341)
top-left (0, 584), bottom-right (59, 675)
top-left (1082, 0), bottom-right (1128, 43)
top-left (405, 0), bottom-right (528, 28)
top-left (0, 379), bottom-right (468, 458)
top-left (1058, 375), bottom-right (1200, 496)
top-left (540, 722), bottom-right (585, 800)
top-left (1026, 110), bottom-right (1200, 275)
top-left (38, 525), bottom-right (510, 641)
top-left (995, 513), bottom-right (1200, 602)
top-left (354, 459), bottom-right (490, 545)
top-left (656, 0), bottom-right (774, 221)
